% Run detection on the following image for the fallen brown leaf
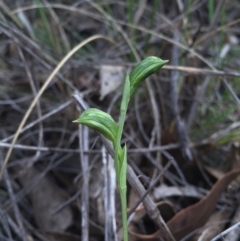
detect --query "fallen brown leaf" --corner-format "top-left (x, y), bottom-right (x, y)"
top-left (18, 166), bottom-right (73, 232)
top-left (130, 168), bottom-right (240, 240)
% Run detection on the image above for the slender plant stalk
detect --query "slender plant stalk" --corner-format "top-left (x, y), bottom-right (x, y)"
top-left (73, 56), bottom-right (168, 241)
top-left (119, 183), bottom-right (128, 241)
top-left (114, 76), bottom-right (130, 241)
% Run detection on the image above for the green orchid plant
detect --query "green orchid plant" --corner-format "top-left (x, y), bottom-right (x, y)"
top-left (73, 56), bottom-right (168, 241)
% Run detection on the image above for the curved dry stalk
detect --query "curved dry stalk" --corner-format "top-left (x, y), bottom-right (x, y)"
top-left (0, 34), bottom-right (115, 180)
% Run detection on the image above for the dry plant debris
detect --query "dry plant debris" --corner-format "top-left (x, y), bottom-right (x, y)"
top-left (0, 1), bottom-right (240, 241)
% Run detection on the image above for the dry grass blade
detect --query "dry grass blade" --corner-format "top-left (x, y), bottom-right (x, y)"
top-left (41, 0), bottom-right (71, 52)
top-left (12, 31), bottom-right (44, 167)
top-left (170, 32), bottom-right (192, 162)
top-left (0, 34), bottom-right (115, 180)
top-left (127, 160), bottom-right (172, 218)
top-left (1, 1), bottom-right (240, 240)
top-left (186, 77), bottom-right (210, 131)
top-left (79, 124), bottom-right (89, 241)
top-left (195, 18), bottom-right (240, 45)
top-left (1, 100), bottom-right (73, 143)
top-left (211, 221), bottom-right (240, 241)
top-left (0, 0), bottom-right (23, 28)
top-left (163, 65), bottom-right (240, 77)
top-left (3, 169), bottom-right (27, 241)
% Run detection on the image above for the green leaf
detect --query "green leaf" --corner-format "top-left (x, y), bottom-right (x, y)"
top-left (129, 56), bottom-right (168, 95)
top-left (73, 108), bottom-right (118, 142)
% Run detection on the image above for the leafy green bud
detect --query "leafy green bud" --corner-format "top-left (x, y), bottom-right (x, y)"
top-left (129, 56), bottom-right (168, 95)
top-left (73, 108), bottom-right (118, 142)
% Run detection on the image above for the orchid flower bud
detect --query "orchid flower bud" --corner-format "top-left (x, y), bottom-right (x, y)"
top-left (73, 108), bottom-right (118, 142)
top-left (129, 56), bottom-right (168, 95)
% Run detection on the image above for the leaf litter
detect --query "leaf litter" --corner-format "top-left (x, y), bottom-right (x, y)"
top-left (0, 1), bottom-right (240, 241)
